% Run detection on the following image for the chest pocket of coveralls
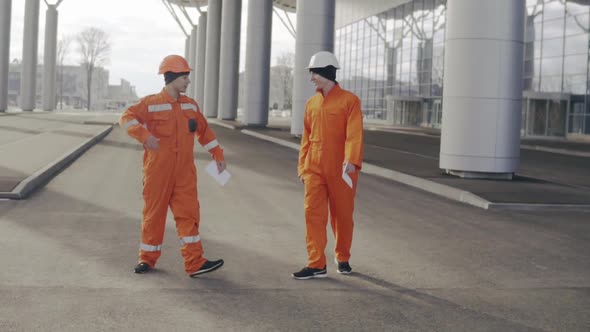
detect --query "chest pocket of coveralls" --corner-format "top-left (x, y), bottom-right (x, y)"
top-left (149, 111), bottom-right (174, 137)
top-left (182, 111), bottom-right (197, 134)
top-left (326, 109), bottom-right (347, 139)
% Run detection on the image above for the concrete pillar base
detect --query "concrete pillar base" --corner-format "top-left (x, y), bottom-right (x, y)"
top-left (445, 170), bottom-right (513, 180)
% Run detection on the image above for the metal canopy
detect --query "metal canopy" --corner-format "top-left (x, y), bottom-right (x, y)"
top-left (166, 0), bottom-right (295, 12)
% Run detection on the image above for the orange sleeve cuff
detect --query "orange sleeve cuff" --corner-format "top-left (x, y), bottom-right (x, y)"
top-left (210, 146), bottom-right (225, 161)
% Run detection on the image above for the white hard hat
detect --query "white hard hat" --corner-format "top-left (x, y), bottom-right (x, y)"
top-left (307, 51), bottom-right (340, 69)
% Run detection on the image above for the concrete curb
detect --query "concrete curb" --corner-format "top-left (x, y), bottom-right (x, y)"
top-left (209, 119), bottom-right (239, 130)
top-left (366, 126), bottom-right (439, 138)
top-left (366, 127), bottom-right (590, 158)
top-left (520, 144), bottom-right (590, 158)
top-left (360, 163), bottom-right (492, 209)
top-left (241, 129), bottom-right (490, 209)
top-left (486, 203), bottom-right (590, 212)
top-left (239, 129), bottom-right (590, 211)
top-left (83, 120), bottom-right (118, 126)
top-left (0, 125), bottom-right (113, 200)
top-left (241, 129), bottom-right (301, 150)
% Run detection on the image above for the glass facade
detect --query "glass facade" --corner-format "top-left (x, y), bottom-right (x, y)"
top-left (335, 0), bottom-right (590, 137)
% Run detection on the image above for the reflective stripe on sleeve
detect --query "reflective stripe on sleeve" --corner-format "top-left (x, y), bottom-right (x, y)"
top-left (124, 119), bottom-right (140, 130)
top-left (147, 104), bottom-right (172, 112)
top-left (140, 243), bottom-right (162, 252)
top-left (203, 139), bottom-right (219, 151)
top-left (181, 103), bottom-right (197, 112)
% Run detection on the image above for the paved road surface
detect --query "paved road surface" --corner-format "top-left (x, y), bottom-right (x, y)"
top-left (0, 127), bottom-right (588, 331)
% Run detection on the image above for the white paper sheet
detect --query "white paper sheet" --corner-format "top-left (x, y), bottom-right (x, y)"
top-left (342, 163), bottom-right (353, 189)
top-left (205, 161), bottom-right (231, 186)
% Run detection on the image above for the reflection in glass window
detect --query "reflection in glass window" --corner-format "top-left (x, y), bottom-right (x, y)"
top-left (335, 0), bottom-right (449, 121)
top-left (534, 22), bottom-right (543, 40)
top-left (410, 68), bottom-right (418, 85)
top-left (400, 69), bottom-right (410, 84)
top-left (422, 41), bottom-right (433, 58)
top-left (540, 75), bottom-right (563, 92)
top-left (525, 14), bottom-right (538, 43)
top-left (386, 10), bottom-right (395, 33)
top-left (565, 13), bottom-right (589, 36)
top-left (534, 39), bottom-right (542, 59)
top-left (564, 54), bottom-right (587, 75)
top-left (565, 34), bottom-right (589, 55)
top-left (532, 77), bottom-right (541, 91)
top-left (395, 62), bottom-right (402, 81)
top-left (351, 22), bottom-right (358, 41)
top-left (542, 38), bottom-right (564, 57)
top-left (524, 59), bottom-right (535, 78)
top-left (568, 99), bottom-right (590, 134)
top-left (433, 22), bottom-right (445, 44)
top-left (404, 1), bottom-right (413, 17)
top-left (543, 18), bottom-right (565, 39)
top-left (527, 0), bottom-right (543, 15)
top-left (541, 56), bottom-right (564, 76)
top-left (563, 74), bottom-right (587, 94)
top-left (433, 44), bottom-right (444, 58)
top-left (525, 40), bottom-right (537, 59)
top-left (543, 0), bottom-right (565, 20)
top-left (423, 19), bottom-right (434, 36)
top-left (565, 0), bottom-right (590, 15)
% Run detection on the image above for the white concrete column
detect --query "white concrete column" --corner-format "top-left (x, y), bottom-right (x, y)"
top-left (244, 0), bottom-right (273, 126)
top-left (218, 0), bottom-right (241, 120)
top-left (195, 13), bottom-right (207, 103)
top-left (184, 36), bottom-right (190, 60)
top-left (188, 25), bottom-right (198, 98)
top-left (20, 0), bottom-right (40, 111)
top-left (439, 0), bottom-right (525, 178)
top-left (42, 4), bottom-right (58, 111)
top-left (203, 0), bottom-right (222, 118)
top-left (0, 0), bottom-right (11, 112)
top-left (291, 0), bottom-right (335, 135)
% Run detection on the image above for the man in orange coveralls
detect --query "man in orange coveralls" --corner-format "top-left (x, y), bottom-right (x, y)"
top-left (292, 51), bottom-right (364, 280)
top-left (120, 55), bottom-right (225, 277)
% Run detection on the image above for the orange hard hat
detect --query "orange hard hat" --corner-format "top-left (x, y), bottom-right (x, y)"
top-left (158, 55), bottom-right (192, 74)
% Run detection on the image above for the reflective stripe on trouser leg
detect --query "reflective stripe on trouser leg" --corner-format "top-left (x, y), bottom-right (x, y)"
top-left (170, 172), bottom-right (207, 274)
top-left (140, 162), bottom-right (175, 268)
top-left (140, 243), bottom-right (162, 252)
top-left (328, 171), bottom-right (358, 263)
top-left (304, 173), bottom-right (330, 269)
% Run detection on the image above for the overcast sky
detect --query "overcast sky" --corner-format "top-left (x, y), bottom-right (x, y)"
top-left (8, 0), bottom-right (296, 96)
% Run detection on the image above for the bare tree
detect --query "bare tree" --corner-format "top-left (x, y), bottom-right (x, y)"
top-left (76, 27), bottom-right (111, 110)
top-left (57, 35), bottom-right (72, 110)
top-left (276, 52), bottom-right (294, 111)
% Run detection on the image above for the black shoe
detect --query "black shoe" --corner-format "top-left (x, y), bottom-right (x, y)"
top-left (134, 262), bottom-right (151, 274)
top-left (292, 266), bottom-right (327, 280)
top-left (336, 260), bottom-right (352, 274)
top-left (190, 259), bottom-right (224, 277)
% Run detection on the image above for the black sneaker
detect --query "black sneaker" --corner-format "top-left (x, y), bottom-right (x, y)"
top-left (336, 260), bottom-right (352, 274)
top-left (292, 266), bottom-right (327, 280)
top-left (133, 262), bottom-right (151, 274)
top-left (190, 259), bottom-right (224, 277)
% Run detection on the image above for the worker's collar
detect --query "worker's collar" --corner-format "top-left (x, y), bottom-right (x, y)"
top-left (316, 82), bottom-right (340, 97)
top-left (160, 88), bottom-right (183, 103)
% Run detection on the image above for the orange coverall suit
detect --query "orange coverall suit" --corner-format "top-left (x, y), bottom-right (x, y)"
top-left (298, 84), bottom-right (364, 269)
top-left (119, 89), bottom-right (224, 274)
